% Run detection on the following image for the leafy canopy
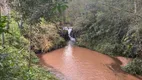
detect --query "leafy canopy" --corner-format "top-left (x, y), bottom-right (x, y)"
top-left (8, 0), bottom-right (68, 24)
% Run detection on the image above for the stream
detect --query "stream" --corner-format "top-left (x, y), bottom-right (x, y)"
top-left (37, 45), bottom-right (141, 80)
top-left (36, 27), bottom-right (141, 80)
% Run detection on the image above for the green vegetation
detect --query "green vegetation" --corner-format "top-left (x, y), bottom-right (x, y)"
top-left (65, 0), bottom-right (142, 75)
top-left (0, 0), bottom-right (142, 79)
top-left (7, 0), bottom-right (68, 52)
top-left (22, 22), bottom-right (66, 53)
top-left (0, 16), bottom-right (8, 34)
top-left (0, 0), bottom-right (67, 79)
top-left (122, 58), bottom-right (142, 75)
top-left (67, 0), bottom-right (142, 58)
top-left (0, 20), bottom-right (57, 80)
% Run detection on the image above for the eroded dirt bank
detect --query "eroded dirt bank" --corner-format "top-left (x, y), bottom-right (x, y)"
top-left (37, 46), bottom-right (141, 80)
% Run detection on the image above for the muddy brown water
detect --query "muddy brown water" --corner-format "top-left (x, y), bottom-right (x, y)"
top-left (37, 45), bottom-right (142, 80)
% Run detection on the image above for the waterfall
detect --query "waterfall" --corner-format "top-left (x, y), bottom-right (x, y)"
top-left (63, 27), bottom-right (76, 57)
top-left (63, 27), bottom-right (76, 42)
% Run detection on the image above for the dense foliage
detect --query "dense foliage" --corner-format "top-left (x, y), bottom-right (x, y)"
top-left (65, 0), bottom-right (142, 75)
top-left (0, 16), bottom-right (8, 34)
top-left (0, 0), bottom-right (68, 79)
top-left (8, 0), bottom-right (68, 24)
top-left (0, 0), bottom-right (142, 79)
top-left (66, 0), bottom-right (142, 58)
top-left (7, 0), bottom-right (68, 53)
top-left (23, 21), bottom-right (66, 53)
top-left (122, 58), bottom-right (142, 75)
top-left (0, 20), bottom-right (57, 80)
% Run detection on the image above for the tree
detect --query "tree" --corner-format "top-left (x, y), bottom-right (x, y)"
top-left (0, 0), bottom-right (10, 48)
top-left (67, 0), bottom-right (142, 58)
top-left (8, 0), bottom-right (68, 25)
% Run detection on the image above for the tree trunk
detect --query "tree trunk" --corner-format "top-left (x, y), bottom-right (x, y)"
top-left (1, 33), bottom-right (5, 48)
top-left (28, 25), bottom-right (32, 80)
top-left (0, 2), bottom-right (10, 48)
top-left (134, 0), bottom-right (137, 13)
top-left (0, 4), bottom-right (5, 48)
top-left (28, 25), bottom-right (32, 68)
top-left (6, 8), bottom-right (10, 30)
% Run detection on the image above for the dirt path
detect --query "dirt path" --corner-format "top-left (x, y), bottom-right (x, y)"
top-left (37, 46), bottom-right (141, 80)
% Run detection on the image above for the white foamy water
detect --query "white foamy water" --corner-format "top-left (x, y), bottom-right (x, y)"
top-left (63, 26), bottom-right (75, 57)
top-left (63, 27), bottom-right (76, 42)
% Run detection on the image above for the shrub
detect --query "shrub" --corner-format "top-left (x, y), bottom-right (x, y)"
top-left (122, 58), bottom-right (142, 75)
top-left (0, 20), bottom-right (57, 80)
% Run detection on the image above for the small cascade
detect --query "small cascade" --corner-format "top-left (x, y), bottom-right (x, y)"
top-left (63, 27), bottom-right (76, 56)
top-left (63, 27), bottom-right (76, 42)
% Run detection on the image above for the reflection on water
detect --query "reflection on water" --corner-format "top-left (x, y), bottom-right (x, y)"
top-left (64, 41), bottom-right (73, 57)
top-left (62, 41), bottom-right (81, 80)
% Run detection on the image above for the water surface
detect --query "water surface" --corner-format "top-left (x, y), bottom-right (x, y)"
top-left (37, 46), bottom-right (141, 80)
